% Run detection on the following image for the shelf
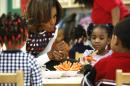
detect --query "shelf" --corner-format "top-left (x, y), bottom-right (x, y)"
top-left (123, 0), bottom-right (130, 4)
top-left (58, 0), bottom-right (130, 8)
top-left (58, 0), bottom-right (82, 8)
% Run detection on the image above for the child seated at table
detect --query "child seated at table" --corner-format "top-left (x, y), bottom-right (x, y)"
top-left (83, 18), bottom-right (130, 86)
top-left (83, 24), bottom-right (113, 66)
top-left (69, 25), bottom-right (93, 60)
top-left (0, 13), bottom-right (43, 86)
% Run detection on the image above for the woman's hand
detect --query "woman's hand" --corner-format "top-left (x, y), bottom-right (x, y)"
top-left (48, 41), bottom-right (69, 61)
top-left (48, 50), bottom-right (68, 61)
top-left (54, 41), bottom-right (67, 51)
top-left (52, 50), bottom-right (67, 61)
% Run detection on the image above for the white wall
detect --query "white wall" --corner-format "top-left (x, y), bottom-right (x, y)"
top-left (0, 0), bottom-right (7, 16)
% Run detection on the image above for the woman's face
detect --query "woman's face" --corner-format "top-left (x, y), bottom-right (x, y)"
top-left (41, 7), bottom-right (57, 32)
top-left (91, 28), bottom-right (109, 52)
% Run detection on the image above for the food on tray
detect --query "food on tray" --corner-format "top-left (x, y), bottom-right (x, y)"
top-left (54, 61), bottom-right (81, 71)
top-left (84, 50), bottom-right (98, 62)
top-left (80, 50), bottom-right (98, 65)
top-left (85, 56), bottom-right (96, 62)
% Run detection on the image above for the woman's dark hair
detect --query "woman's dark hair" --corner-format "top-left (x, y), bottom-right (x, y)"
top-left (74, 0), bottom-right (94, 8)
top-left (27, 0), bottom-right (62, 25)
top-left (0, 13), bottom-right (28, 48)
top-left (90, 24), bottom-right (113, 38)
top-left (114, 18), bottom-right (130, 49)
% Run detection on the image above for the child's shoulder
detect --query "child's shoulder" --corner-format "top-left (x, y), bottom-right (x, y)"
top-left (95, 53), bottom-right (112, 66)
top-left (20, 51), bottom-right (34, 59)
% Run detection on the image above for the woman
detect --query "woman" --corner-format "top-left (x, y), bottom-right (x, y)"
top-left (26, 0), bottom-right (68, 66)
top-left (75, 0), bottom-right (130, 26)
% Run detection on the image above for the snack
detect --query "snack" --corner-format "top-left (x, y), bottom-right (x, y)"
top-left (84, 50), bottom-right (98, 62)
top-left (80, 50), bottom-right (98, 65)
top-left (54, 61), bottom-right (81, 71)
top-left (85, 56), bottom-right (96, 62)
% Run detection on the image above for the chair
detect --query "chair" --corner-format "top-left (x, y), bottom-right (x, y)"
top-left (0, 70), bottom-right (24, 86)
top-left (75, 52), bottom-right (83, 60)
top-left (116, 69), bottom-right (130, 86)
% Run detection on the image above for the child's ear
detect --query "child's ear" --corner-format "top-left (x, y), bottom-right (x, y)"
top-left (113, 35), bottom-right (119, 46)
top-left (107, 38), bottom-right (111, 45)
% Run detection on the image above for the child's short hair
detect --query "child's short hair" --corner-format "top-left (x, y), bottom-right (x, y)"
top-left (74, 25), bottom-right (87, 39)
top-left (74, 0), bottom-right (94, 8)
top-left (0, 13), bottom-right (28, 48)
top-left (114, 18), bottom-right (130, 49)
top-left (91, 24), bottom-right (113, 38)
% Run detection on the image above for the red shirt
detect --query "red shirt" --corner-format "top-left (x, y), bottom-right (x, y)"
top-left (95, 52), bottom-right (130, 82)
top-left (92, 0), bottom-right (130, 24)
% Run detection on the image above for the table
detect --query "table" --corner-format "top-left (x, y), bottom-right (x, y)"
top-left (42, 72), bottom-right (83, 86)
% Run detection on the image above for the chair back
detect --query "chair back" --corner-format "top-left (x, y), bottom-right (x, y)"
top-left (75, 52), bottom-right (83, 60)
top-left (116, 69), bottom-right (130, 86)
top-left (0, 70), bottom-right (24, 86)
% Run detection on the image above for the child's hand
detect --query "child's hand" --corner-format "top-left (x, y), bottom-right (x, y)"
top-left (85, 50), bottom-right (98, 61)
top-left (80, 50), bottom-right (98, 65)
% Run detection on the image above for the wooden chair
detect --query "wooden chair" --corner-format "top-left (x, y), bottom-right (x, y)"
top-left (75, 52), bottom-right (83, 60)
top-left (0, 70), bottom-right (24, 86)
top-left (116, 69), bottom-right (130, 86)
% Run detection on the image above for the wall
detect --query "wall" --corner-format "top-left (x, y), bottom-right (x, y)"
top-left (0, 0), bottom-right (7, 16)
top-left (7, 0), bottom-right (21, 14)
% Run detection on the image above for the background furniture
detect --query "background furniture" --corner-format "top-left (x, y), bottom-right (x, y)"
top-left (0, 70), bottom-right (24, 86)
top-left (116, 69), bottom-right (130, 86)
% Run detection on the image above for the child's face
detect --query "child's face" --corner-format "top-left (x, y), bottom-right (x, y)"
top-left (91, 27), bottom-right (109, 52)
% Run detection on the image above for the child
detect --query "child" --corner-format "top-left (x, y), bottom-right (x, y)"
top-left (69, 25), bottom-right (93, 60)
top-left (95, 17), bottom-right (130, 85)
top-left (0, 13), bottom-right (43, 86)
top-left (83, 24), bottom-right (113, 66)
top-left (83, 18), bottom-right (130, 86)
